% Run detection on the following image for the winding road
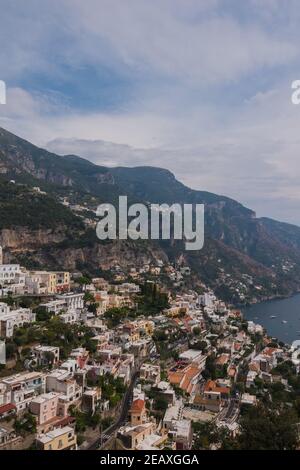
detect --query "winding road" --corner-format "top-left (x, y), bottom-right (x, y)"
top-left (83, 370), bottom-right (139, 450)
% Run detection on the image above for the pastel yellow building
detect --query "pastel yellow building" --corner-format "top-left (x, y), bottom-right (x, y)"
top-left (36, 426), bottom-right (77, 450)
top-left (25, 271), bottom-right (70, 294)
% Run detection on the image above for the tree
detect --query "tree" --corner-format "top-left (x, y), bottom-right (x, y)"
top-left (193, 422), bottom-right (236, 450)
top-left (6, 342), bottom-right (18, 359)
top-left (202, 354), bottom-right (216, 380)
top-left (104, 307), bottom-right (129, 327)
top-left (87, 302), bottom-right (99, 314)
top-left (14, 412), bottom-right (37, 435)
top-left (237, 404), bottom-right (298, 450)
top-left (34, 306), bottom-right (53, 322)
top-left (78, 276), bottom-right (91, 286)
top-left (154, 396), bottom-right (168, 412)
top-left (83, 292), bottom-right (95, 303)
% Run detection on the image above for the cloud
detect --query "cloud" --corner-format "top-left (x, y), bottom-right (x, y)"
top-left (44, 80), bottom-right (300, 225)
top-left (1, 2), bottom-right (300, 225)
top-left (58, 0), bottom-right (298, 84)
top-left (1, 1), bottom-right (298, 86)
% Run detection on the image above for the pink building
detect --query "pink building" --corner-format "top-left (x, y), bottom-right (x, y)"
top-left (30, 392), bottom-right (60, 427)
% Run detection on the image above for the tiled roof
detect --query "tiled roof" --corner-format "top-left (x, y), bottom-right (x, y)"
top-left (130, 399), bottom-right (145, 413)
top-left (0, 403), bottom-right (16, 414)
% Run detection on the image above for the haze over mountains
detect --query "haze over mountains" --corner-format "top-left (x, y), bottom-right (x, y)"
top-left (1, 126), bottom-right (300, 303)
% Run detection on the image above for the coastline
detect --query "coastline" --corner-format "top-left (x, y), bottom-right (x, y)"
top-left (241, 292), bottom-right (300, 345)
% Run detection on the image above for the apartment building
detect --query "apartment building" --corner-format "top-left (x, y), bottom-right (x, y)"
top-left (116, 422), bottom-right (157, 450)
top-left (55, 272), bottom-right (71, 293)
top-left (82, 389), bottom-right (101, 414)
top-left (56, 292), bottom-right (84, 310)
top-left (25, 271), bottom-right (70, 295)
top-left (30, 392), bottom-right (60, 427)
top-left (60, 309), bottom-right (81, 324)
top-left (0, 264), bottom-right (21, 284)
top-left (0, 307), bottom-right (36, 338)
top-left (46, 370), bottom-right (82, 415)
top-left (166, 419), bottom-right (192, 450)
top-left (114, 283), bottom-right (140, 294)
top-left (33, 345), bottom-right (60, 367)
top-left (25, 271), bottom-right (56, 295)
top-left (0, 371), bottom-right (46, 412)
top-left (36, 426), bottom-right (77, 450)
top-left (0, 264), bottom-right (26, 296)
top-left (140, 363), bottom-right (161, 385)
top-left (129, 399), bottom-right (148, 426)
top-left (40, 300), bottom-right (66, 314)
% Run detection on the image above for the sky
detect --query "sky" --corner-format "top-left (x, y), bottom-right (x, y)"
top-left (1, 0), bottom-right (300, 223)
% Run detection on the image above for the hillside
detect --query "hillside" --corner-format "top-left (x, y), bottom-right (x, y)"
top-left (1, 126), bottom-right (300, 302)
top-left (0, 181), bottom-right (84, 231)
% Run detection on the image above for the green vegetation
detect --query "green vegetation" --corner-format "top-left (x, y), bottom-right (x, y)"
top-left (14, 412), bottom-right (37, 436)
top-left (104, 307), bottom-right (133, 328)
top-left (192, 421), bottom-right (235, 450)
top-left (33, 306), bottom-right (54, 322)
top-left (192, 403), bottom-right (298, 450)
top-left (7, 316), bottom-right (96, 360)
top-left (153, 395), bottom-right (169, 412)
top-left (69, 406), bottom-right (101, 433)
top-left (0, 181), bottom-right (84, 230)
top-left (86, 372), bottom-right (127, 407)
top-left (136, 282), bottom-right (169, 316)
top-left (238, 404), bottom-right (298, 450)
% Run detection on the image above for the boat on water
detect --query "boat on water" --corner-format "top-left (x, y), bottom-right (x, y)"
top-left (270, 315), bottom-right (277, 319)
top-left (282, 320), bottom-right (288, 324)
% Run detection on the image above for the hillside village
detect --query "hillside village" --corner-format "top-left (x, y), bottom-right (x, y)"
top-left (0, 246), bottom-right (300, 451)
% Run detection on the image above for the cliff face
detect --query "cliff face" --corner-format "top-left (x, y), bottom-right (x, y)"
top-left (0, 228), bottom-right (67, 251)
top-left (3, 126), bottom-right (300, 302)
top-left (49, 241), bottom-right (168, 271)
top-left (2, 231), bottom-right (168, 272)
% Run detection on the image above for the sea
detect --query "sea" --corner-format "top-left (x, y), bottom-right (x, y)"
top-left (242, 293), bottom-right (300, 345)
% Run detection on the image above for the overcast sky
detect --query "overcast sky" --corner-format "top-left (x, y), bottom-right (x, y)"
top-left (1, 0), bottom-right (300, 224)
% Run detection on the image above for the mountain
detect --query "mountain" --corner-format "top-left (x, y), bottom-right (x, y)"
top-left (1, 126), bottom-right (300, 303)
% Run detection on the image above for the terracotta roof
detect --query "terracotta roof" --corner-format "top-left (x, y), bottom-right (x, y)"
top-left (216, 354), bottom-right (229, 366)
top-left (130, 399), bottom-right (145, 413)
top-left (249, 362), bottom-right (260, 372)
top-left (180, 366), bottom-right (200, 392)
top-left (263, 347), bottom-right (277, 357)
top-left (168, 370), bottom-right (185, 385)
top-left (204, 380), bottom-right (230, 395)
top-left (0, 403), bottom-right (16, 414)
top-left (193, 395), bottom-right (220, 406)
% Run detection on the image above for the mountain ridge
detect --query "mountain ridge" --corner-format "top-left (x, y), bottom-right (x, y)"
top-left (1, 126), bottom-right (300, 303)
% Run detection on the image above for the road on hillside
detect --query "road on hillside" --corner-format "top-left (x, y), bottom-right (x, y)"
top-left (83, 370), bottom-right (139, 450)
